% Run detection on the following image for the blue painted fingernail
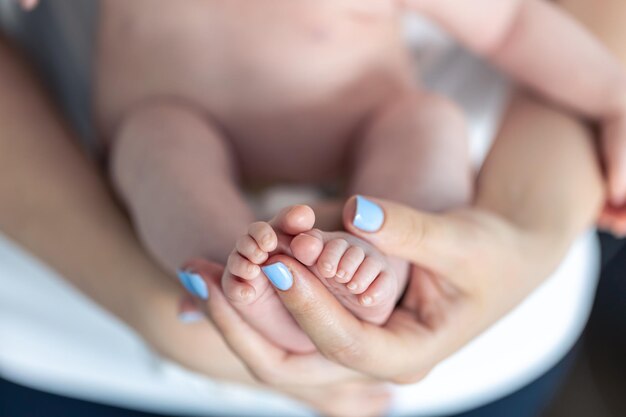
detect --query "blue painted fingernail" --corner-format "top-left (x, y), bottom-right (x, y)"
top-left (353, 195), bottom-right (384, 232)
top-left (177, 270), bottom-right (209, 300)
top-left (178, 310), bottom-right (205, 323)
top-left (262, 262), bottom-right (293, 291)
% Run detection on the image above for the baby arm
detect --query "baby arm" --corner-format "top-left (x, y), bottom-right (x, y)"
top-left (554, 0), bottom-right (626, 232)
top-left (407, 0), bottom-right (626, 207)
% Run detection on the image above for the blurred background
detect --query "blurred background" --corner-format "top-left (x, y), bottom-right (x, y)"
top-left (546, 235), bottom-right (626, 417)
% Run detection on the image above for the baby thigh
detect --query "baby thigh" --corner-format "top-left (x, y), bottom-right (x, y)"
top-left (349, 92), bottom-right (473, 212)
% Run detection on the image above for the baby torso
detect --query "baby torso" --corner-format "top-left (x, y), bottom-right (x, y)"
top-left (96, 0), bottom-right (416, 182)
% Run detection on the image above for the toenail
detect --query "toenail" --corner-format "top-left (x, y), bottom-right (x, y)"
top-left (262, 262), bottom-right (293, 291)
top-left (336, 270), bottom-right (346, 280)
top-left (322, 262), bottom-right (333, 271)
top-left (362, 295), bottom-right (373, 305)
top-left (353, 196), bottom-right (384, 232)
top-left (262, 234), bottom-right (273, 247)
top-left (347, 282), bottom-right (357, 291)
top-left (248, 264), bottom-right (260, 274)
top-left (240, 286), bottom-right (255, 301)
top-left (177, 270), bottom-right (209, 300)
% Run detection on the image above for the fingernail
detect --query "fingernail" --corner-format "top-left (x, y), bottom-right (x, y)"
top-left (178, 310), bottom-right (204, 323)
top-left (353, 196), bottom-right (384, 232)
top-left (177, 270), bottom-right (209, 300)
top-left (262, 262), bottom-right (293, 291)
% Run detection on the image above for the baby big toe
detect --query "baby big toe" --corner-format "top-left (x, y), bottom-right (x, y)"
top-left (346, 257), bottom-right (382, 295)
top-left (335, 246), bottom-right (365, 284)
top-left (291, 232), bottom-right (324, 266)
top-left (316, 238), bottom-right (349, 279)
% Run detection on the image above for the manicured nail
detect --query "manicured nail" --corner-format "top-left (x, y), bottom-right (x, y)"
top-left (177, 270), bottom-right (209, 300)
top-left (353, 196), bottom-right (384, 232)
top-left (178, 310), bottom-right (204, 323)
top-left (262, 262), bottom-right (293, 291)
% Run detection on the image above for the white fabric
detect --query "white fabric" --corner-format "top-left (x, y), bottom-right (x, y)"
top-left (0, 14), bottom-right (600, 417)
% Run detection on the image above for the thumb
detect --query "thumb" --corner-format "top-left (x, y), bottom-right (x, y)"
top-left (342, 195), bottom-right (465, 273)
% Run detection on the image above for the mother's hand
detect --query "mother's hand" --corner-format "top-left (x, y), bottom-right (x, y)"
top-left (261, 195), bottom-right (577, 384)
top-left (262, 92), bottom-right (604, 383)
top-left (184, 259), bottom-right (392, 417)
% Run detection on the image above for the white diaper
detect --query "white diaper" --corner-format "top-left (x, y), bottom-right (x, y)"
top-left (0, 13), bottom-right (600, 417)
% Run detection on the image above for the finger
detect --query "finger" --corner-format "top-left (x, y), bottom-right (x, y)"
top-left (603, 115), bottom-right (626, 206)
top-left (343, 195), bottom-right (465, 273)
top-left (185, 259), bottom-right (362, 386)
top-left (266, 255), bottom-right (416, 378)
top-left (177, 294), bottom-right (206, 324)
top-left (598, 204), bottom-right (626, 237)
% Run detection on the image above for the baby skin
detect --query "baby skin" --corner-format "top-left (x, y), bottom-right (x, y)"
top-left (223, 204), bottom-right (407, 353)
top-left (100, 0), bottom-right (626, 352)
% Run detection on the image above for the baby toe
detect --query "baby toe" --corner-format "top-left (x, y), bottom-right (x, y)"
top-left (316, 238), bottom-right (349, 279)
top-left (227, 251), bottom-right (261, 280)
top-left (236, 235), bottom-right (268, 264)
top-left (291, 232), bottom-right (324, 266)
top-left (358, 271), bottom-right (397, 310)
top-left (248, 222), bottom-right (277, 252)
top-left (222, 272), bottom-right (257, 304)
top-left (335, 246), bottom-right (365, 284)
top-left (346, 257), bottom-right (382, 295)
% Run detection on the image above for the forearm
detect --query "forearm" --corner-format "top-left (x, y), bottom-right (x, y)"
top-left (556, 0), bottom-right (626, 64)
top-left (0, 39), bottom-right (255, 385)
top-left (476, 92), bottom-right (604, 252)
top-left (409, 0), bottom-right (626, 119)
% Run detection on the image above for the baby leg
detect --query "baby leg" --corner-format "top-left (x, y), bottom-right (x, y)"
top-left (223, 205), bottom-right (318, 353)
top-left (347, 92), bottom-right (472, 304)
top-left (349, 92), bottom-right (472, 212)
top-left (110, 101), bottom-right (253, 272)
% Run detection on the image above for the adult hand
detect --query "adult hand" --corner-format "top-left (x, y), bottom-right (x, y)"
top-left (256, 195), bottom-right (576, 384)
top-left (181, 259), bottom-right (392, 417)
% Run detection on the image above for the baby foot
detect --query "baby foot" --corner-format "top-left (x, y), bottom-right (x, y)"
top-left (223, 204), bottom-right (408, 353)
top-left (290, 229), bottom-right (408, 325)
top-left (223, 205), bottom-right (317, 353)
